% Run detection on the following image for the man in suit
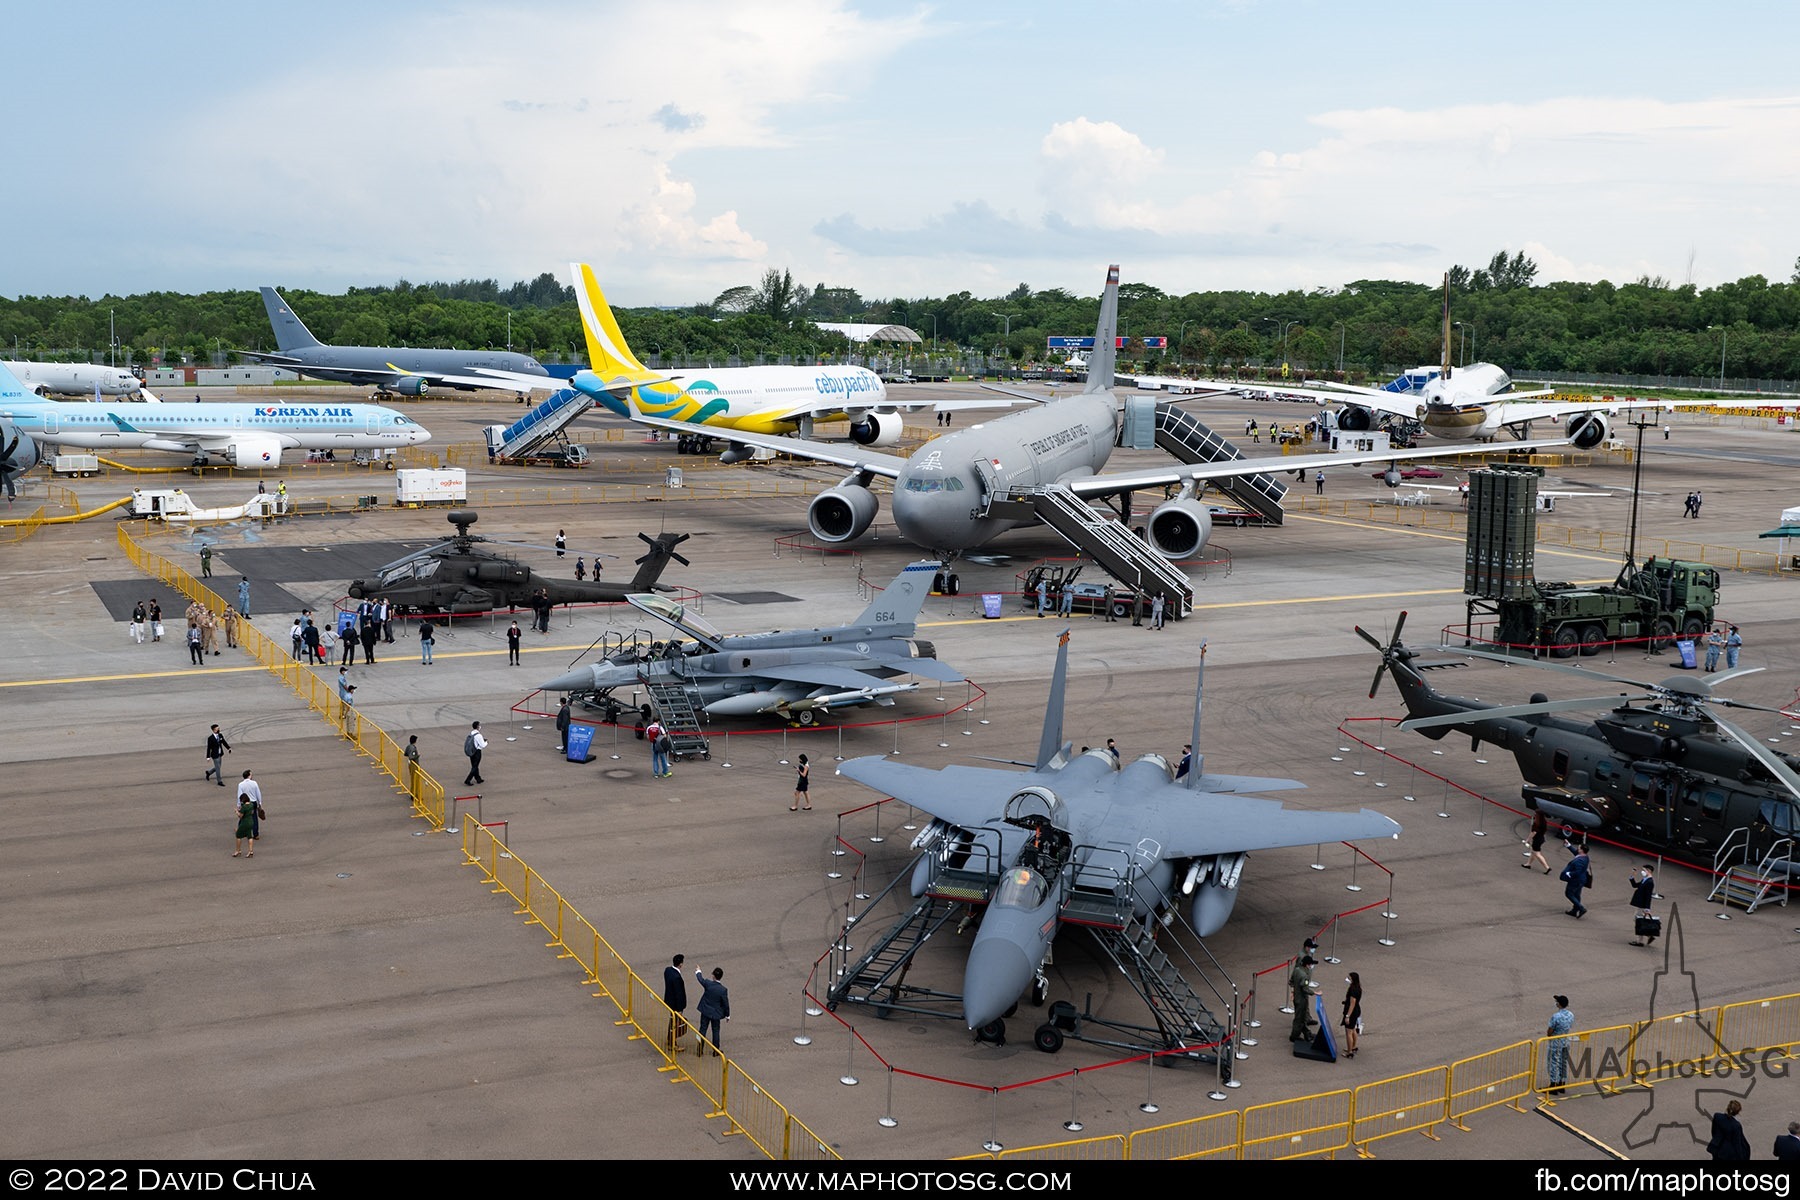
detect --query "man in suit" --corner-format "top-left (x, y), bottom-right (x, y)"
top-left (662, 954), bottom-right (688, 1052)
top-left (1775, 1120), bottom-right (1800, 1162)
top-left (694, 966), bottom-right (730, 1056)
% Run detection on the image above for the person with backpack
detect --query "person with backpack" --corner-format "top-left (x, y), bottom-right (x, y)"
top-left (646, 717), bottom-right (671, 778)
top-left (463, 721), bottom-right (487, 786)
top-left (418, 618), bottom-right (435, 666)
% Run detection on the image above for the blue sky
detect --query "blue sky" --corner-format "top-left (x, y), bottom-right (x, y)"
top-left (10, 0), bottom-right (1800, 306)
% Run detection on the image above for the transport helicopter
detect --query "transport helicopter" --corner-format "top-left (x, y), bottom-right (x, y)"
top-left (348, 509), bottom-right (690, 614)
top-left (1361, 612), bottom-right (1800, 870)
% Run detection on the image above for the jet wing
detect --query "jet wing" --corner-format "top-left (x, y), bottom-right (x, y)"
top-left (623, 400), bottom-right (909, 478)
top-left (1136, 794), bottom-right (1401, 859)
top-left (1186, 377), bottom-right (1426, 418)
top-left (758, 395), bottom-right (1023, 422)
top-left (751, 662), bottom-right (914, 691)
top-left (1485, 397), bottom-right (1711, 430)
top-left (431, 367), bottom-right (571, 393)
top-left (872, 655), bottom-right (966, 683)
top-left (1061, 436), bottom-right (1572, 500)
top-left (835, 758), bottom-right (1030, 830)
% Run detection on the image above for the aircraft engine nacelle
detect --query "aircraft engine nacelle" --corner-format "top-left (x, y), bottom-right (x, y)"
top-left (1336, 405), bottom-right (1374, 432)
top-left (718, 442), bottom-right (754, 465)
top-left (1187, 882), bottom-right (1241, 938)
top-left (1146, 496), bottom-right (1213, 558)
top-left (1568, 412), bottom-right (1610, 449)
top-left (849, 411), bottom-right (903, 446)
top-left (386, 377), bottom-right (429, 396)
top-left (1381, 467), bottom-right (1403, 488)
top-left (808, 483), bottom-right (878, 543)
top-left (1, 419), bottom-right (44, 478)
top-left (223, 433), bottom-right (284, 469)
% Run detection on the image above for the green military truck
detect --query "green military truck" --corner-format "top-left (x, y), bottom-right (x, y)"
top-left (1493, 556), bottom-right (1720, 658)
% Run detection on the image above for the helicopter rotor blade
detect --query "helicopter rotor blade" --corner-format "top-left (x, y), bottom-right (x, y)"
top-left (1708, 665), bottom-right (1766, 688)
top-left (1398, 693), bottom-right (1648, 732)
top-left (1708, 712), bottom-right (1800, 804)
top-left (1709, 696), bottom-right (1790, 715)
top-left (1458, 646), bottom-right (1659, 691)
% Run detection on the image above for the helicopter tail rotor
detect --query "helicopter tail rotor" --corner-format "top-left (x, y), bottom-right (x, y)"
top-left (1354, 610), bottom-right (1408, 699)
top-left (636, 530), bottom-right (691, 568)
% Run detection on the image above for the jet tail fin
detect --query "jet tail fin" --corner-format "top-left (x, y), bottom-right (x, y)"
top-left (261, 287), bottom-right (323, 352)
top-left (1440, 272), bottom-right (1453, 382)
top-left (854, 560), bottom-right (942, 628)
top-left (1034, 628), bottom-right (1073, 769)
top-left (571, 262), bottom-right (656, 382)
top-left (1080, 265), bottom-right (1120, 396)
top-left (1184, 641), bottom-right (1208, 790)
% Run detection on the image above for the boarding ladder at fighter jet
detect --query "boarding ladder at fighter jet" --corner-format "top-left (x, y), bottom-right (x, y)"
top-left (1022, 485), bottom-right (1193, 617)
top-left (485, 387), bottom-right (593, 461)
top-left (1152, 402), bottom-right (1287, 526)
top-left (642, 679), bottom-right (711, 761)
top-left (1080, 904), bottom-right (1236, 1064)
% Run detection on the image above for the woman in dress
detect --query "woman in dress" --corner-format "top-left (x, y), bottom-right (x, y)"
top-left (1340, 971), bottom-right (1363, 1058)
top-left (791, 753), bottom-right (812, 811)
top-left (1524, 809), bottom-right (1552, 874)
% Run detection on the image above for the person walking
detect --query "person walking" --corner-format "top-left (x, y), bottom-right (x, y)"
top-left (1560, 841), bottom-right (1592, 918)
top-left (1692, 490), bottom-right (1703, 518)
top-left (130, 600), bottom-right (147, 644)
top-left (574, 557), bottom-right (586, 582)
top-left (1663, 424), bottom-right (1671, 441)
top-left (359, 615), bottom-right (378, 665)
top-left (1545, 995), bottom-right (1574, 1094)
top-left (187, 622), bottom-right (206, 666)
top-left (694, 966), bottom-right (730, 1056)
top-left (418, 618), bottom-right (435, 666)
top-left (149, 599), bottom-right (164, 642)
top-left (222, 607), bottom-right (239, 649)
top-left (791, 753), bottom-right (813, 811)
top-left (1705, 626), bottom-right (1725, 672)
top-left (1524, 809), bottom-right (1553, 874)
top-left (302, 619), bottom-right (323, 665)
top-left (1288, 953), bottom-right (1318, 1042)
top-left (1035, 576), bottom-right (1049, 617)
top-left (235, 769), bottom-right (264, 854)
top-left (204, 724), bottom-right (232, 786)
top-left (1628, 863), bottom-right (1660, 947)
top-left (555, 697), bottom-right (571, 751)
top-left (236, 577), bottom-right (251, 617)
top-left (1773, 1121), bottom-right (1800, 1162)
top-left (1725, 625), bottom-right (1742, 669)
top-left (646, 717), bottom-right (671, 778)
top-left (1682, 491), bottom-right (1696, 519)
top-left (233, 788), bottom-right (259, 858)
top-left (339, 614), bottom-right (358, 666)
top-left (506, 620), bottom-right (523, 666)
top-left (1340, 971), bottom-right (1363, 1058)
top-left (1058, 581), bottom-right (1073, 618)
top-left (199, 544), bottom-right (214, 578)
top-left (1708, 1100), bottom-right (1752, 1161)
top-left (463, 721), bottom-right (487, 786)
top-left (555, 529), bottom-right (566, 558)
top-left (1315, 470), bottom-right (1325, 495)
top-left (663, 954), bottom-right (688, 1052)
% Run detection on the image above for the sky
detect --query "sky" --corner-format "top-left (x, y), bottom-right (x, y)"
top-left (9, 0), bottom-right (1800, 307)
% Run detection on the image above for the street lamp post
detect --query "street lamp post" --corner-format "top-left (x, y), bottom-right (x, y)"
top-left (1335, 322), bottom-right (1347, 375)
top-left (1176, 320), bottom-right (1191, 367)
top-left (1453, 321), bottom-right (1469, 367)
top-left (1710, 325), bottom-right (1727, 391)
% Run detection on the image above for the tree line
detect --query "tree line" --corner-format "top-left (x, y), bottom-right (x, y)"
top-left (4, 253), bottom-right (1798, 380)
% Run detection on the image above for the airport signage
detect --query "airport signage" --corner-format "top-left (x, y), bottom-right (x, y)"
top-left (1045, 337), bottom-right (1168, 349)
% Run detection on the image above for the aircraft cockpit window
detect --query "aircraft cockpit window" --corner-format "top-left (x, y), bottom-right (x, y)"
top-left (1552, 749), bottom-right (1571, 781)
top-left (1758, 800), bottom-right (1797, 837)
top-left (994, 867), bottom-right (1048, 909)
top-left (633, 593), bottom-right (723, 641)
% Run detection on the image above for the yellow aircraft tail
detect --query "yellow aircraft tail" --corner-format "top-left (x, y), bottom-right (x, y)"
top-left (571, 262), bottom-right (655, 380)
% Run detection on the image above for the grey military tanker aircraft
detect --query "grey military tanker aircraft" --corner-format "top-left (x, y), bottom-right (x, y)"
top-left (540, 559), bottom-right (962, 725)
top-left (620, 264), bottom-right (1568, 561)
top-left (831, 631), bottom-right (1401, 1035)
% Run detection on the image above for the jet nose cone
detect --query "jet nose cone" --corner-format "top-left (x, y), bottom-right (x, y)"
top-left (961, 935), bottom-right (1033, 1031)
top-left (539, 667), bottom-right (593, 693)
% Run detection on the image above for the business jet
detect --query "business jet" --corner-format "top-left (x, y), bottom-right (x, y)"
top-left (566, 262), bottom-right (1012, 454)
top-left (242, 287), bottom-right (559, 397)
top-left (0, 363), bottom-right (429, 468)
top-left (1193, 276), bottom-right (1703, 447)
top-left (622, 265), bottom-right (1568, 561)
top-left (4, 360), bottom-right (148, 399)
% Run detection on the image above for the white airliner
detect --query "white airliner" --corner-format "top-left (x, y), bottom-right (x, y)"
top-left (1194, 276), bottom-right (1708, 447)
top-left (0, 364), bottom-right (429, 468)
top-left (4, 360), bottom-right (148, 399)
top-left (566, 262), bottom-right (1011, 451)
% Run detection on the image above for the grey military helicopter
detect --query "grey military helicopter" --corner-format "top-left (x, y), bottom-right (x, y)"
top-left (825, 631), bottom-right (1400, 1060)
top-left (347, 509), bottom-right (690, 614)
top-left (540, 559), bottom-right (963, 726)
top-left (1361, 611), bottom-right (1800, 870)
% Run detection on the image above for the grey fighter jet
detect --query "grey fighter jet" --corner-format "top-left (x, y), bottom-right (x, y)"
top-left (832, 631), bottom-right (1401, 1033)
top-left (540, 560), bottom-right (963, 725)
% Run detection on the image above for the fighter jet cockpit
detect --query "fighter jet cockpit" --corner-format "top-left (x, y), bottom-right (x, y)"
top-left (630, 593), bottom-right (725, 645)
top-left (992, 866), bottom-right (1050, 912)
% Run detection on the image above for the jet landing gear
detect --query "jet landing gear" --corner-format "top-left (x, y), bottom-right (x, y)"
top-left (1028, 993), bottom-right (1234, 1081)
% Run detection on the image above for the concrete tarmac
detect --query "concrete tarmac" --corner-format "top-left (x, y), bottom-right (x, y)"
top-left (4, 390), bottom-right (1798, 1162)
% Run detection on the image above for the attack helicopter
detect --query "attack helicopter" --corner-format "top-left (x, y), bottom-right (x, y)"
top-left (348, 509), bottom-right (691, 614)
top-left (1360, 612), bottom-right (1800, 871)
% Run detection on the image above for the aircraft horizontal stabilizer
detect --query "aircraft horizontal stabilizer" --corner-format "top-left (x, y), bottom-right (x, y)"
top-left (1153, 802), bottom-right (1399, 859)
top-left (835, 758), bottom-right (1031, 831)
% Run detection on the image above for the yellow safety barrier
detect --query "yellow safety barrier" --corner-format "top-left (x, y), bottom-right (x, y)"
top-left (1350, 1065), bottom-right (1448, 1157)
top-left (0, 505), bottom-right (47, 540)
top-left (1448, 1041), bottom-right (1535, 1128)
top-left (1241, 1089), bottom-right (1354, 1159)
top-left (459, 819), bottom-right (840, 1160)
top-left (1128, 1112), bottom-right (1241, 1160)
top-left (1720, 993), bottom-right (1800, 1058)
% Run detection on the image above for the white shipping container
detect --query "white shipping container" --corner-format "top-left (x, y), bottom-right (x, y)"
top-left (52, 454), bottom-right (100, 476)
top-left (394, 468), bottom-right (467, 505)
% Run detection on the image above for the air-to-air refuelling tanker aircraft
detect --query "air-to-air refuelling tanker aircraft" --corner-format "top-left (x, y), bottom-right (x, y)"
top-left (830, 631), bottom-right (1401, 1035)
top-left (617, 265), bottom-right (1571, 562)
top-left (541, 559), bottom-right (962, 726)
